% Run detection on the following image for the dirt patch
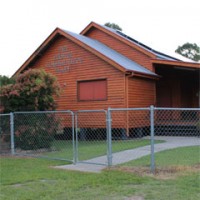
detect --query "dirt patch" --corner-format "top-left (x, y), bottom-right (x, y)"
top-left (108, 164), bottom-right (200, 180)
top-left (11, 179), bottom-right (56, 188)
top-left (11, 183), bottom-right (24, 188)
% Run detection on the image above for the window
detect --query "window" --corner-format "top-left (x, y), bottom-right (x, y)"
top-left (78, 79), bottom-right (107, 101)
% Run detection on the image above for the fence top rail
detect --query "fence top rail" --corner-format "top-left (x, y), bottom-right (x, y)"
top-left (13, 110), bottom-right (74, 115)
top-left (0, 113), bottom-right (11, 116)
top-left (2, 107), bottom-right (200, 115)
top-left (109, 107), bottom-right (150, 111)
top-left (154, 107), bottom-right (200, 111)
top-left (76, 109), bottom-right (107, 114)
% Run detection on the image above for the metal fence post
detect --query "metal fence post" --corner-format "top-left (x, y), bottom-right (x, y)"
top-left (150, 105), bottom-right (155, 173)
top-left (71, 111), bottom-right (76, 165)
top-left (10, 112), bottom-right (15, 155)
top-left (74, 113), bottom-right (78, 164)
top-left (107, 108), bottom-right (112, 166)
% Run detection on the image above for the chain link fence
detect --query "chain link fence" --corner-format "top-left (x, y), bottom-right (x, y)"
top-left (153, 108), bottom-right (200, 172)
top-left (154, 108), bottom-right (200, 136)
top-left (0, 114), bottom-right (11, 154)
top-left (109, 108), bottom-right (152, 166)
top-left (13, 111), bottom-right (75, 162)
top-left (1, 107), bottom-right (199, 172)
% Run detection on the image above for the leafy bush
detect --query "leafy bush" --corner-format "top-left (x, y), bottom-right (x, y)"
top-left (15, 128), bottom-right (54, 150)
top-left (0, 69), bottom-right (60, 113)
top-left (0, 69), bottom-right (61, 150)
top-left (0, 115), bottom-right (10, 143)
top-left (15, 113), bottom-right (59, 150)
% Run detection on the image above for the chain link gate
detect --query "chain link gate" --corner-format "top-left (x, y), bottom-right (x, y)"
top-left (108, 107), bottom-right (153, 167)
top-left (13, 111), bottom-right (75, 162)
top-left (75, 110), bottom-right (108, 165)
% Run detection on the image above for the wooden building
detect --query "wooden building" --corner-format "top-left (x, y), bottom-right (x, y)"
top-left (13, 22), bottom-right (200, 137)
top-left (14, 22), bottom-right (200, 111)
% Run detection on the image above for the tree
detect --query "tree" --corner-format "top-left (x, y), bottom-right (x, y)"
top-left (104, 22), bottom-right (122, 31)
top-left (0, 69), bottom-right (61, 150)
top-left (175, 42), bottom-right (200, 62)
top-left (0, 69), bottom-right (60, 113)
top-left (0, 75), bottom-right (15, 86)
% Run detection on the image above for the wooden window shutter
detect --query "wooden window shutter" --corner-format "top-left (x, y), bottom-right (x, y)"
top-left (78, 79), bottom-right (107, 101)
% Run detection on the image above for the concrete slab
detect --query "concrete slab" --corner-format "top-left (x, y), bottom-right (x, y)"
top-left (54, 163), bottom-right (106, 173)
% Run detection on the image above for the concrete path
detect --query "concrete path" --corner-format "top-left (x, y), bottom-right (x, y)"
top-left (54, 136), bottom-right (200, 173)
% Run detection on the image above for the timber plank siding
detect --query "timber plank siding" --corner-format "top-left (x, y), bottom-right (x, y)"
top-left (128, 77), bottom-right (155, 108)
top-left (32, 35), bottom-right (126, 111)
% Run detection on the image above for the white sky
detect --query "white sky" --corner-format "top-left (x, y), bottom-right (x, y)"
top-left (0, 0), bottom-right (199, 77)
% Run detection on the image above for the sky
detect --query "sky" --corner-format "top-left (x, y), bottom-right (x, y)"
top-left (0, 0), bottom-right (199, 77)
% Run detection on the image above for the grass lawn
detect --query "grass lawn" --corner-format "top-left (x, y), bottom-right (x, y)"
top-left (1, 146), bottom-right (199, 200)
top-left (121, 146), bottom-right (200, 167)
top-left (33, 139), bottom-right (162, 162)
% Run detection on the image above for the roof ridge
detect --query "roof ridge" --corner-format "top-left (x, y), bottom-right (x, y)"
top-left (86, 22), bottom-right (181, 61)
top-left (115, 30), bottom-right (180, 61)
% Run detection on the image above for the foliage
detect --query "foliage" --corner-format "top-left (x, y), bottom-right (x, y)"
top-left (0, 75), bottom-right (15, 87)
top-left (0, 69), bottom-right (60, 150)
top-left (0, 115), bottom-right (10, 143)
top-left (0, 69), bottom-right (60, 113)
top-left (175, 42), bottom-right (200, 61)
top-left (15, 113), bottom-right (59, 150)
top-left (104, 22), bottom-right (122, 31)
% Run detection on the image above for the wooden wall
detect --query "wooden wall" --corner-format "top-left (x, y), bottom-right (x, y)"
top-left (31, 35), bottom-right (126, 111)
top-left (128, 76), bottom-right (155, 107)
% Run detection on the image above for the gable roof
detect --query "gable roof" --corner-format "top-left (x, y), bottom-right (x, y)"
top-left (13, 27), bottom-right (157, 78)
top-left (101, 24), bottom-right (180, 61)
top-left (81, 22), bottom-right (200, 62)
top-left (14, 22), bottom-right (199, 78)
top-left (80, 22), bottom-right (157, 59)
top-left (64, 30), bottom-right (156, 76)
top-left (81, 21), bottom-right (200, 70)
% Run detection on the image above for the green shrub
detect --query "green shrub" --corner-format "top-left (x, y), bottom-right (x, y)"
top-left (15, 128), bottom-right (54, 150)
top-left (15, 113), bottom-right (59, 150)
top-left (0, 69), bottom-right (60, 113)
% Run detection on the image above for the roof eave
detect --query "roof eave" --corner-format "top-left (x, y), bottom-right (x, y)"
top-left (13, 28), bottom-right (62, 77)
top-left (125, 70), bottom-right (160, 80)
top-left (13, 27), bottom-right (128, 77)
top-left (151, 59), bottom-right (200, 69)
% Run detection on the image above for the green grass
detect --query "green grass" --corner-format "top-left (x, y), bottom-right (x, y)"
top-left (122, 146), bottom-right (200, 167)
top-left (39, 139), bottom-right (162, 161)
top-left (77, 139), bottom-right (156, 161)
top-left (0, 146), bottom-right (199, 200)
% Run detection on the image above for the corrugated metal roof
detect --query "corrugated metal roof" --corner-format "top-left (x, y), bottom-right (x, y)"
top-left (101, 24), bottom-right (180, 61)
top-left (63, 30), bottom-right (157, 76)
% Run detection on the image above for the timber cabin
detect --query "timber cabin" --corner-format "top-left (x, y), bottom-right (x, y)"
top-left (13, 22), bottom-right (200, 136)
